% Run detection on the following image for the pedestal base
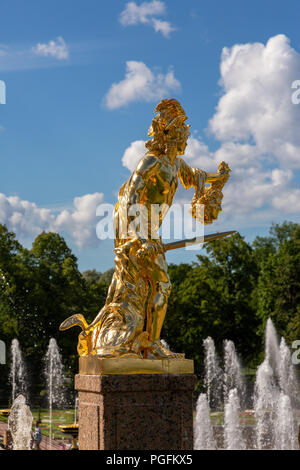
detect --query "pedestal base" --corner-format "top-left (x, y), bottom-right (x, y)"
top-left (75, 373), bottom-right (196, 450)
top-left (79, 356), bottom-right (194, 375)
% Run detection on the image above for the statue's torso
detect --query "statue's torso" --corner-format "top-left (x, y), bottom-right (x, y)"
top-left (130, 153), bottom-right (179, 207)
top-left (115, 153), bottom-right (180, 241)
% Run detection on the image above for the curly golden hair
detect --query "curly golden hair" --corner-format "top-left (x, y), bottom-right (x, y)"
top-left (146, 99), bottom-right (190, 154)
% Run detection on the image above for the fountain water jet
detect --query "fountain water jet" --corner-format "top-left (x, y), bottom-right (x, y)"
top-left (10, 339), bottom-right (29, 403)
top-left (203, 337), bottom-right (223, 409)
top-left (223, 340), bottom-right (246, 408)
top-left (274, 393), bottom-right (298, 450)
top-left (224, 388), bottom-right (245, 450)
top-left (196, 318), bottom-right (299, 450)
top-left (74, 396), bottom-right (79, 424)
top-left (194, 393), bottom-right (216, 450)
top-left (264, 318), bottom-right (280, 379)
top-left (44, 338), bottom-right (67, 449)
top-left (8, 394), bottom-right (33, 450)
top-left (254, 359), bottom-right (279, 449)
top-left (253, 318), bottom-right (299, 449)
top-left (279, 337), bottom-right (299, 408)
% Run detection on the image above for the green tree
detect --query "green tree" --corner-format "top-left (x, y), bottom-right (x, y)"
top-left (257, 224), bottom-right (300, 344)
top-left (163, 233), bottom-right (261, 374)
top-left (0, 229), bottom-right (90, 402)
top-left (82, 268), bottom-right (114, 285)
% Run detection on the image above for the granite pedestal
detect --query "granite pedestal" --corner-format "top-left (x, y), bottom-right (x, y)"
top-left (75, 359), bottom-right (196, 450)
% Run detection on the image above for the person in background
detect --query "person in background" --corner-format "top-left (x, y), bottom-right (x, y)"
top-left (33, 421), bottom-right (42, 450)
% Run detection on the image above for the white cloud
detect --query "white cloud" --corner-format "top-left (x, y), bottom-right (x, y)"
top-left (55, 193), bottom-right (105, 248)
top-left (119, 1), bottom-right (175, 38)
top-left (152, 19), bottom-right (175, 38)
top-left (271, 168), bottom-right (293, 186)
top-left (272, 188), bottom-right (300, 212)
top-left (213, 142), bottom-right (261, 169)
top-left (104, 61), bottom-right (180, 109)
top-left (209, 34), bottom-right (300, 169)
top-left (120, 35), bottom-right (300, 228)
top-left (120, 1), bottom-right (165, 24)
top-left (184, 135), bottom-right (215, 171)
top-left (206, 34), bottom-right (300, 225)
top-left (0, 192), bottom-right (104, 248)
top-left (122, 140), bottom-right (146, 171)
top-left (0, 194), bottom-right (56, 239)
top-left (33, 37), bottom-right (69, 60)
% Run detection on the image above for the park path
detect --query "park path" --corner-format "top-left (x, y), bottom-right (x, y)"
top-left (0, 420), bottom-right (64, 450)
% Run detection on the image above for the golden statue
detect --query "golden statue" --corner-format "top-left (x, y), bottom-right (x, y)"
top-left (60, 99), bottom-right (231, 361)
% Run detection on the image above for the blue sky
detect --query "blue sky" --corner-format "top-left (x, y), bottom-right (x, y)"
top-left (1, 0), bottom-right (300, 271)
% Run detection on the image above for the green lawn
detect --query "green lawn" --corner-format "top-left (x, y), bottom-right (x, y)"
top-left (0, 409), bottom-right (77, 440)
top-left (192, 410), bottom-right (257, 426)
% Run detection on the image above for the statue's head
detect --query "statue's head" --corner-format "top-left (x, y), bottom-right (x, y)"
top-left (146, 99), bottom-right (190, 155)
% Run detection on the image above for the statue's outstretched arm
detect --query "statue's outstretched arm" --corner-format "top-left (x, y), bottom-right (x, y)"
top-left (177, 157), bottom-right (229, 187)
top-left (177, 157), bottom-right (207, 191)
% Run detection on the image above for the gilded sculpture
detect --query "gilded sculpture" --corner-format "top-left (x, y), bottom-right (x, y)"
top-left (60, 99), bottom-right (231, 360)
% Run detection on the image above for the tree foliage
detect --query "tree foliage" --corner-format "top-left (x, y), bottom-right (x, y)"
top-left (256, 223), bottom-right (300, 343)
top-left (163, 233), bottom-right (261, 373)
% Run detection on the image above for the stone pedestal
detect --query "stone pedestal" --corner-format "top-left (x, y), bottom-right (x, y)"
top-left (75, 373), bottom-right (196, 450)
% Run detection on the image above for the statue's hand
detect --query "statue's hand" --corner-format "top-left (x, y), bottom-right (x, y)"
top-left (204, 161), bottom-right (231, 185)
top-left (217, 161), bottom-right (231, 180)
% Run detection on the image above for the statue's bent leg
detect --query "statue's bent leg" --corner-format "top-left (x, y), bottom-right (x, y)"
top-left (148, 279), bottom-right (171, 344)
top-left (78, 238), bottom-right (150, 357)
top-left (145, 253), bottom-right (184, 359)
top-left (91, 304), bottom-right (145, 357)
